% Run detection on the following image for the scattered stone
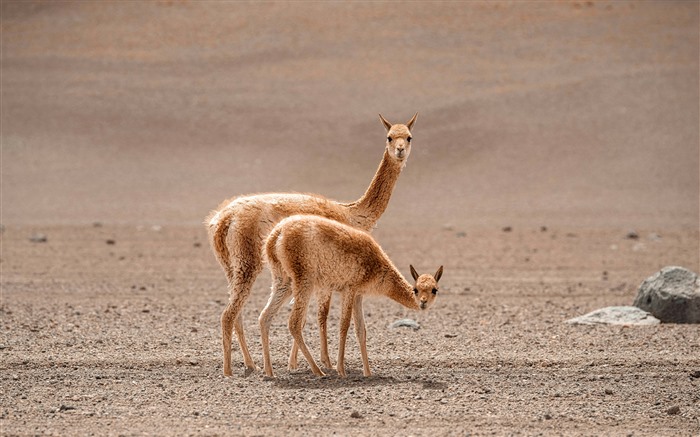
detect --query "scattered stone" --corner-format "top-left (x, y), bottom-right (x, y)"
top-left (444, 334), bottom-right (457, 338)
top-left (604, 388), bottom-right (613, 395)
top-left (11, 374), bottom-right (18, 381)
top-left (648, 232), bottom-right (662, 241)
top-left (689, 370), bottom-right (700, 379)
top-left (502, 226), bottom-right (512, 232)
top-left (92, 222), bottom-right (103, 228)
top-left (350, 411), bottom-right (363, 419)
top-left (389, 319), bottom-right (420, 330)
top-left (58, 405), bottom-right (76, 412)
top-left (0, 345), bottom-right (5, 350)
top-left (106, 239), bottom-right (116, 245)
top-left (455, 231), bottom-right (466, 238)
top-left (633, 266), bottom-right (700, 323)
top-left (625, 230), bottom-right (639, 240)
top-left (151, 225), bottom-right (162, 232)
top-left (666, 405), bottom-right (680, 415)
top-left (543, 413), bottom-right (552, 420)
top-left (193, 242), bottom-right (202, 248)
top-left (565, 306), bottom-right (660, 326)
top-left (29, 234), bottom-right (47, 243)
top-left (540, 226), bottom-right (548, 232)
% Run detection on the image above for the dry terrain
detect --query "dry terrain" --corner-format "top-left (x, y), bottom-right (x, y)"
top-left (1, 1), bottom-right (699, 435)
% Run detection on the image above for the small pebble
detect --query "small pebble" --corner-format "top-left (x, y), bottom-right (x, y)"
top-left (502, 226), bottom-right (512, 232)
top-left (106, 239), bottom-right (116, 245)
top-left (666, 405), bottom-right (680, 415)
top-left (540, 226), bottom-right (548, 232)
top-left (350, 411), bottom-right (363, 419)
top-left (389, 319), bottom-right (420, 330)
top-left (455, 231), bottom-right (466, 238)
top-left (604, 388), bottom-right (613, 395)
top-left (689, 370), bottom-right (700, 379)
top-left (29, 234), bottom-right (47, 243)
top-left (625, 230), bottom-right (639, 240)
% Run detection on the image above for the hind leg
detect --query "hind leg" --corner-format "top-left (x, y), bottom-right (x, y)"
top-left (289, 291), bottom-right (332, 370)
top-left (221, 244), bottom-right (263, 376)
top-left (317, 291), bottom-right (333, 369)
top-left (288, 280), bottom-right (325, 377)
top-left (260, 276), bottom-right (292, 378)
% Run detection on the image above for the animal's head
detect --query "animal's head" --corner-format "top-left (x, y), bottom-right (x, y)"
top-left (379, 113), bottom-right (417, 164)
top-left (410, 264), bottom-right (442, 310)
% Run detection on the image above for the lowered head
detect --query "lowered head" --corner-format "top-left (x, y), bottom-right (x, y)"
top-left (410, 264), bottom-right (443, 310)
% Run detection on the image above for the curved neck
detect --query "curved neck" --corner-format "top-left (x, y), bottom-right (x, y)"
top-left (379, 268), bottom-right (420, 310)
top-left (348, 150), bottom-right (403, 229)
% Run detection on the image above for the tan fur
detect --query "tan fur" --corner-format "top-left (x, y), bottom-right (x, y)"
top-left (260, 215), bottom-right (442, 378)
top-left (206, 114), bottom-right (418, 376)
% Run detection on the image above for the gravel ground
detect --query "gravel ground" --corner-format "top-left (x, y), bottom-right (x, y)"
top-left (1, 224), bottom-right (698, 435)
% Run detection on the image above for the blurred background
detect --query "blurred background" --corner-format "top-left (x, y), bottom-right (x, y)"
top-left (2, 1), bottom-right (698, 229)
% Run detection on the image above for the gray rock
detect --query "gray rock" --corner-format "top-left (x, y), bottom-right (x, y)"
top-left (29, 233), bottom-right (47, 243)
top-left (566, 306), bottom-right (660, 326)
top-left (633, 266), bottom-right (700, 323)
top-left (389, 318), bottom-right (420, 330)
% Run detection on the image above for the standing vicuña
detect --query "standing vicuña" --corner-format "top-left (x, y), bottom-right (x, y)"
top-left (206, 114), bottom-right (417, 376)
top-left (260, 214), bottom-right (443, 378)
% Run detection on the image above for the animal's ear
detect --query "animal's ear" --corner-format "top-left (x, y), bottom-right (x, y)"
top-left (434, 265), bottom-right (443, 283)
top-left (410, 264), bottom-right (420, 281)
top-left (379, 114), bottom-right (392, 131)
top-left (406, 113), bottom-right (418, 130)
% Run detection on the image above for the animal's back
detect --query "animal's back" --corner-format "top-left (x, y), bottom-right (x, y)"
top-left (206, 193), bottom-right (353, 275)
top-left (271, 215), bottom-right (386, 289)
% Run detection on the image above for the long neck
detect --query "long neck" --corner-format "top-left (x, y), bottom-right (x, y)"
top-left (348, 150), bottom-right (403, 229)
top-left (379, 268), bottom-right (420, 310)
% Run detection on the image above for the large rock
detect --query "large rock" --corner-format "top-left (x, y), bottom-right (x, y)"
top-left (633, 266), bottom-right (700, 323)
top-left (566, 306), bottom-right (660, 326)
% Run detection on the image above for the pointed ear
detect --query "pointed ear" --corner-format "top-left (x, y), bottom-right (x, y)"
top-left (406, 113), bottom-right (418, 130)
top-left (410, 264), bottom-right (420, 281)
top-left (433, 265), bottom-right (443, 283)
top-left (379, 114), bottom-right (392, 131)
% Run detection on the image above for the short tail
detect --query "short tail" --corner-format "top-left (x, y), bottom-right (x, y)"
top-left (264, 224), bottom-right (282, 270)
top-left (206, 210), bottom-right (235, 282)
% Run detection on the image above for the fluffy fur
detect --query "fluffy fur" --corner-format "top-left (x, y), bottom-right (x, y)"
top-left (206, 114), bottom-right (417, 376)
top-left (260, 214), bottom-right (443, 378)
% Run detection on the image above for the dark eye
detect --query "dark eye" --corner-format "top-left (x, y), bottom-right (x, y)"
top-left (413, 288), bottom-right (418, 295)
top-left (432, 288), bottom-right (438, 295)
top-left (387, 137), bottom-right (392, 143)
top-left (407, 136), bottom-right (412, 143)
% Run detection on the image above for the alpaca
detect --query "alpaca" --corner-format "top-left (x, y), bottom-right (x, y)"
top-left (260, 214), bottom-right (443, 378)
top-left (206, 113), bottom-right (417, 376)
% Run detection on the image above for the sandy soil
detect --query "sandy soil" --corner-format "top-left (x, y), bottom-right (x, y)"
top-left (1, 1), bottom-right (699, 436)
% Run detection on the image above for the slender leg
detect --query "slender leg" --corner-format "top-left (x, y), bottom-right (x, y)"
top-left (317, 291), bottom-right (333, 369)
top-left (288, 291), bottom-right (332, 370)
top-left (259, 277), bottom-right (292, 378)
top-left (336, 290), bottom-right (354, 378)
top-left (287, 311), bottom-right (307, 371)
top-left (220, 237), bottom-right (262, 376)
top-left (352, 294), bottom-right (371, 376)
top-left (288, 282), bottom-right (325, 377)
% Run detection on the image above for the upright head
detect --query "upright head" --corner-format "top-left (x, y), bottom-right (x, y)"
top-left (409, 265), bottom-right (443, 310)
top-left (379, 113), bottom-right (417, 164)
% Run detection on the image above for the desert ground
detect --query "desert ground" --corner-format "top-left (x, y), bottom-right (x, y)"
top-left (1, 1), bottom-right (699, 436)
